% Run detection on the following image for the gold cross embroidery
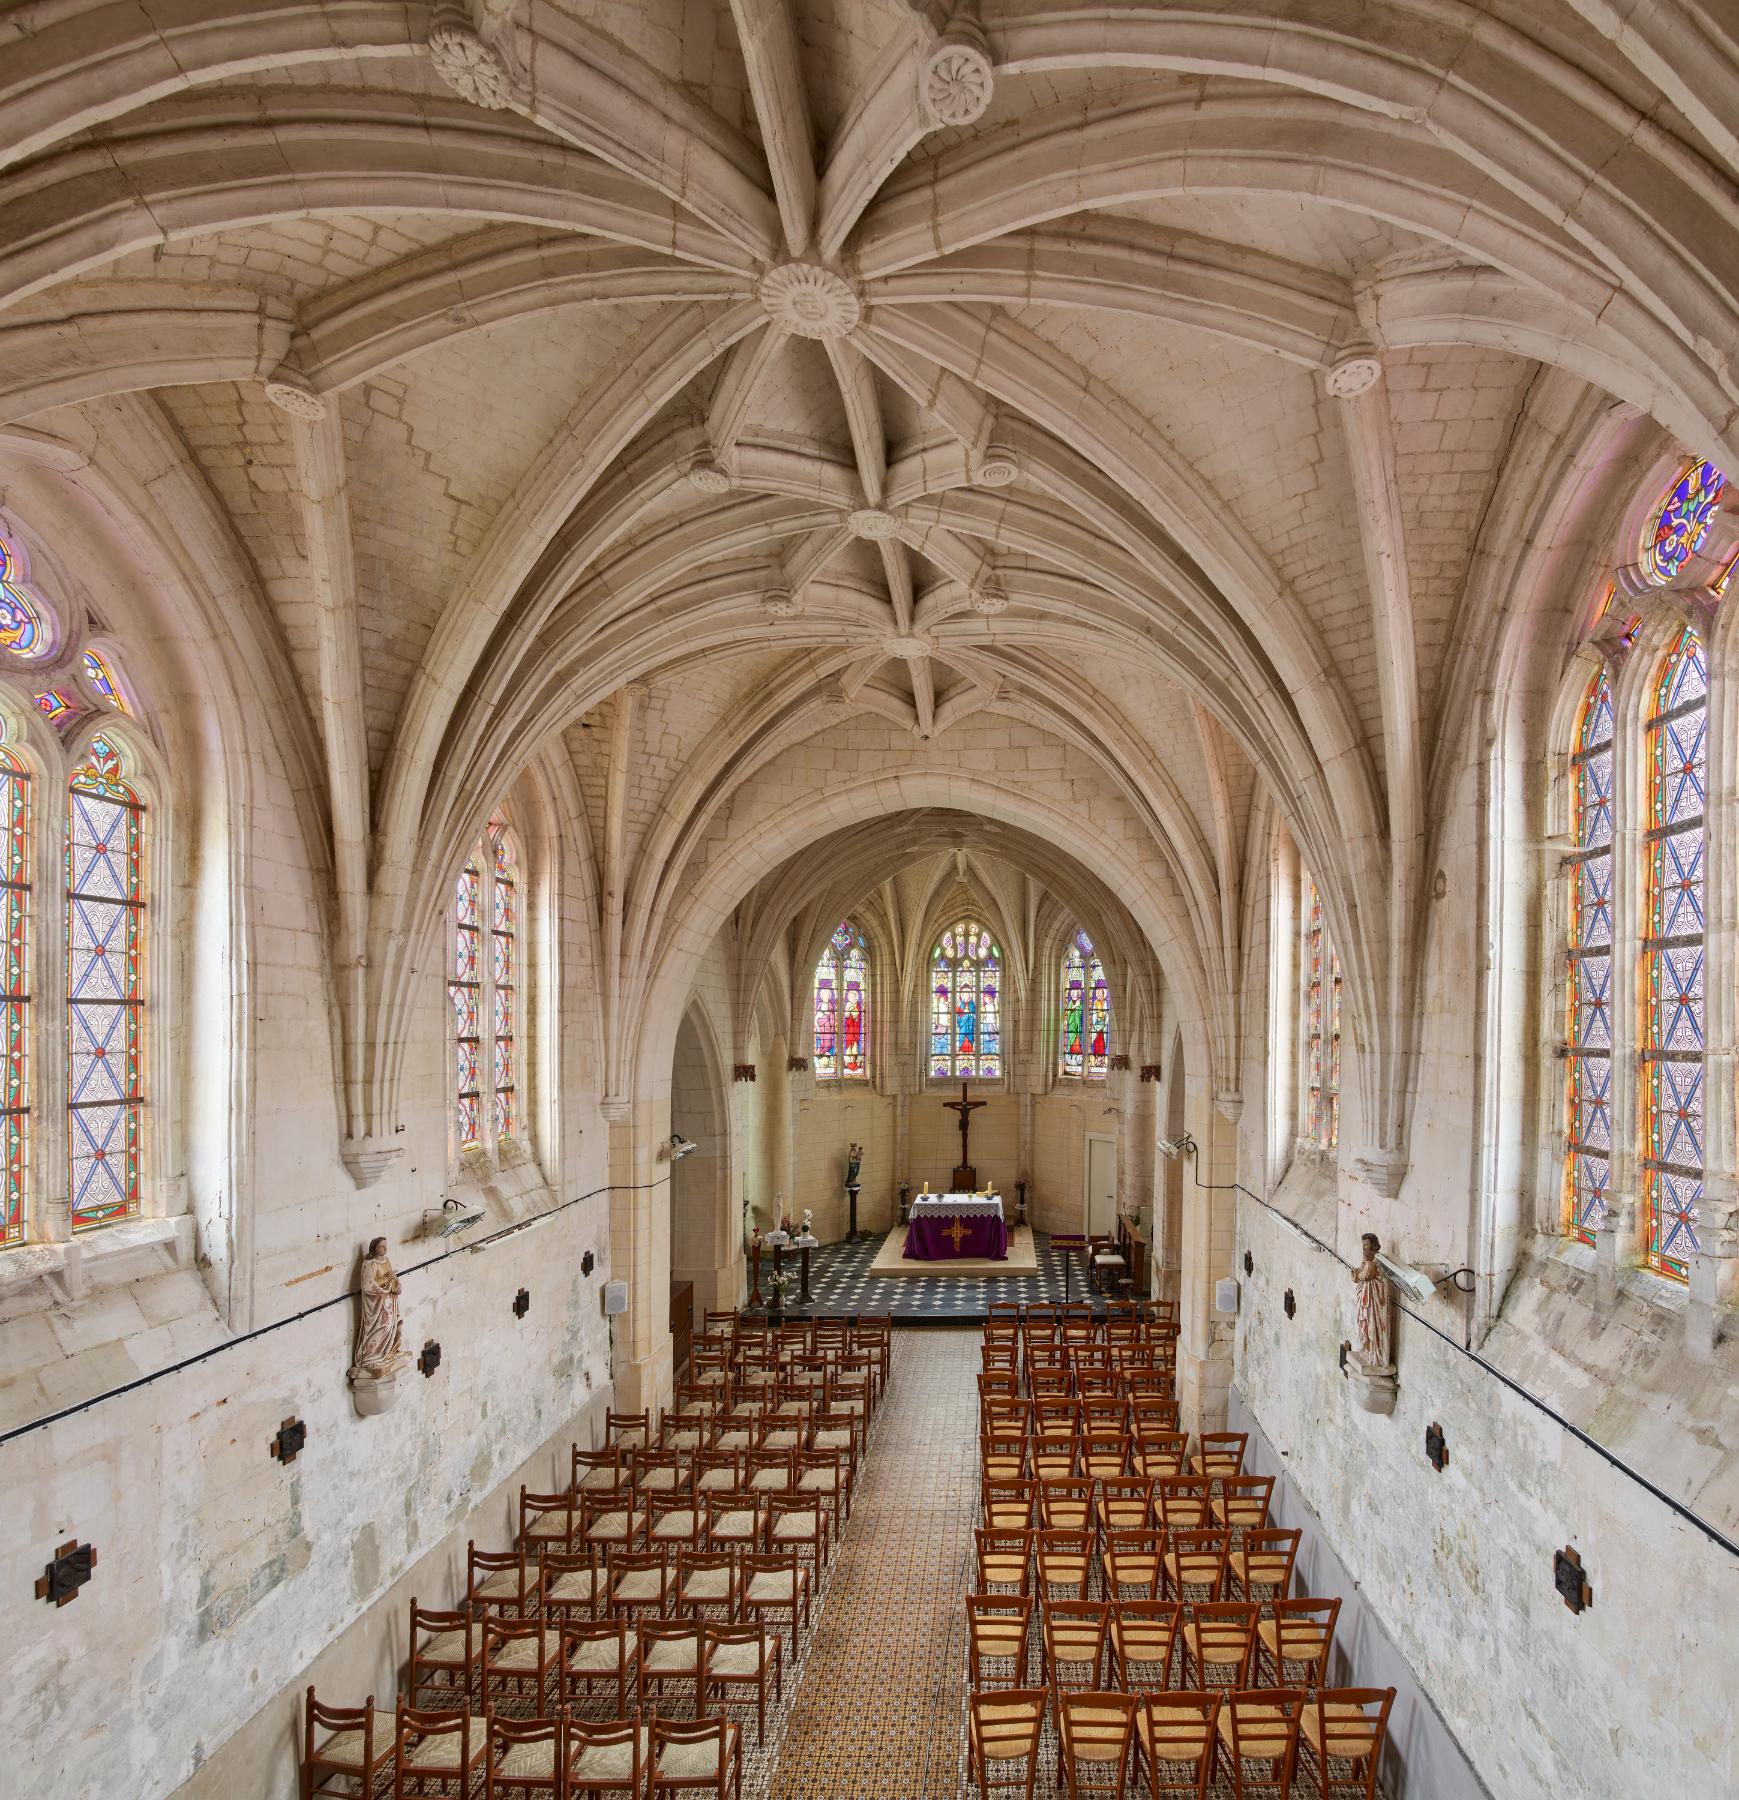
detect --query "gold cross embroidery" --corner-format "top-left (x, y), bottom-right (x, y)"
top-left (944, 1216), bottom-right (970, 1253)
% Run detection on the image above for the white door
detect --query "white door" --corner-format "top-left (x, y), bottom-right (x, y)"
top-left (1085, 1134), bottom-right (1118, 1235)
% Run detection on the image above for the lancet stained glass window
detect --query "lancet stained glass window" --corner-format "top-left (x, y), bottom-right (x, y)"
top-left (1564, 668), bottom-right (1614, 1244)
top-left (1060, 929), bottom-right (1110, 1079)
top-left (0, 746), bottom-right (27, 1245)
top-left (1640, 628), bottom-right (1706, 1277)
top-left (1640, 459), bottom-right (1727, 586)
top-left (1304, 876), bottom-right (1341, 1149)
top-left (814, 920), bottom-right (869, 1080)
top-left (930, 920), bottom-right (1001, 1080)
top-left (450, 818), bottom-right (519, 1156)
top-left (67, 734), bottom-right (143, 1230)
top-left (491, 830), bottom-right (518, 1142)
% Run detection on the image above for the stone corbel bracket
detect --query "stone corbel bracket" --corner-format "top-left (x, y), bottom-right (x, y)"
top-left (341, 1135), bottom-right (404, 1189)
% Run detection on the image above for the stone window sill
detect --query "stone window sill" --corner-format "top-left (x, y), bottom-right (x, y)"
top-left (0, 1213), bottom-right (193, 1306)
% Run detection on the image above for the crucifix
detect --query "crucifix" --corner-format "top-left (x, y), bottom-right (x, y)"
top-left (944, 1080), bottom-right (986, 1191)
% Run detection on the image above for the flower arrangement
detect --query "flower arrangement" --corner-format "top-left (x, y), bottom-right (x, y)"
top-left (766, 1268), bottom-right (794, 1308)
top-left (801, 1207), bottom-right (813, 1236)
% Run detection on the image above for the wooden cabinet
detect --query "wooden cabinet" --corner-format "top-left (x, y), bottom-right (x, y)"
top-left (670, 1279), bottom-right (694, 1382)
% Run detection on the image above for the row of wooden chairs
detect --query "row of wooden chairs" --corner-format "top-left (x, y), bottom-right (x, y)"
top-left (968, 1595), bottom-right (1342, 1693)
top-left (968, 1685), bottom-right (1395, 1800)
top-left (977, 1524), bottom-right (1303, 1607)
top-left (980, 1471), bottom-right (1269, 1537)
top-left (304, 1693), bottom-right (743, 1800)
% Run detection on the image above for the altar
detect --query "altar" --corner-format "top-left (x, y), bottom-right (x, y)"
top-left (903, 1192), bottom-right (1008, 1262)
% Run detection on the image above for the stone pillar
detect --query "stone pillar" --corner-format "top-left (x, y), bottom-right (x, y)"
top-left (1176, 1086), bottom-right (1238, 1434)
top-left (894, 1084), bottom-right (910, 1192)
top-left (1018, 1089), bottom-right (1035, 1191)
top-left (1131, 1065), bottom-right (1159, 1284)
top-left (606, 1100), bottom-right (674, 1416)
top-left (764, 1033), bottom-right (793, 1222)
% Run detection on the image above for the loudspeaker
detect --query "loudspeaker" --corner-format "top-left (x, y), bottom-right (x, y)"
top-left (1214, 1276), bottom-right (1240, 1315)
top-left (603, 1279), bottom-right (629, 1316)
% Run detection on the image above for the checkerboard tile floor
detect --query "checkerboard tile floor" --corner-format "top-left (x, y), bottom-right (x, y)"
top-left (753, 1231), bottom-right (1106, 1323)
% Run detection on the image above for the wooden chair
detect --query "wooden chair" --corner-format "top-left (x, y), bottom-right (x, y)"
top-left (675, 1548), bottom-right (740, 1624)
top-left (1036, 1528), bottom-right (1094, 1603)
top-left (562, 1620), bottom-right (638, 1717)
top-left (1057, 1690), bottom-right (1138, 1800)
top-left (391, 1703), bottom-right (488, 1799)
top-left (982, 1477), bottom-right (1038, 1531)
top-left (1297, 1689), bottom-right (1394, 1799)
top-left (1031, 1436), bottom-right (1084, 1483)
top-left (691, 1449), bottom-right (742, 1500)
top-left (574, 1446), bottom-right (632, 1496)
top-left (1180, 1602), bottom-right (1261, 1691)
top-left (967, 1591), bottom-right (1034, 1687)
top-left (1214, 1474), bottom-right (1275, 1536)
top-left (807, 1409), bottom-right (862, 1467)
top-left (1039, 1476), bottom-right (1095, 1532)
top-left (481, 1618), bottom-right (564, 1719)
top-left (660, 1405), bottom-right (707, 1460)
top-left (607, 1409), bottom-right (651, 1453)
top-left (608, 1548), bottom-right (674, 1625)
top-left (301, 1688), bottom-right (394, 1800)
top-left (486, 1714), bottom-right (565, 1800)
top-left (409, 1600), bottom-right (480, 1709)
top-left (1215, 1688), bottom-right (1304, 1798)
top-left (1255, 1597), bottom-right (1340, 1690)
top-left (566, 1716), bottom-right (650, 1799)
top-left (967, 1688), bottom-right (1047, 1800)
top-left (1132, 1431), bottom-right (1190, 1482)
top-left (633, 1448), bottom-right (688, 1501)
top-left (1082, 1395), bottom-right (1130, 1438)
top-left (738, 1550), bottom-right (812, 1645)
top-left (1083, 1433), bottom-right (1134, 1483)
top-left (1163, 1528), bottom-right (1230, 1604)
top-left (982, 1432), bottom-right (1030, 1484)
top-left (540, 1550), bottom-right (603, 1629)
top-left (637, 1619), bottom-right (704, 1719)
top-left (1194, 1432), bottom-right (1248, 1480)
top-left (1155, 1476), bottom-right (1212, 1530)
top-left (1134, 1692), bottom-right (1221, 1798)
top-left (1102, 1527), bottom-right (1165, 1601)
top-left (1108, 1599), bottom-right (1182, 1692)
top-left (1043, 1598), bottom-right (1111, 1699)
top-left (745, 1447), bottom-right (794, 1495)
top-left (519, 1487), bottom-right (584, 1557)
top-left (467, 1542), bottom-right (535, 1619)
top-left (648, 1494), bottom-right (704, 1559)
top-left (703, 1489), bottom-right (763, 1558)
top-left (975, 1526), bottom-right (1034, 1595)
top-left (1229, 1528), bottom-right (1301, 1606)
top-left (701, 1622), bottom-right (783, 1746)
top-left (765, 1492), bottom-right (828, 1575)
top-left (1096, 1476), bottom-right (1155, 1542)
top-left (649, 1716), bottom-right (742, 1800)
top-left (795, 1446), bottom-right (850, 1528)
top-left (582, 1490), bottom-right (649, 1560)
top-left (1035, 1396), bottom-right (1083, 1441)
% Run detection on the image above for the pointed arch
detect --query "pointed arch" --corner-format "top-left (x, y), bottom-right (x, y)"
top-left (929, 918), bottom-right (1003, 1081)
top-left (1060, 927), bottom-right (1111, 1080)
top-left (814, 919), bottom-right (870, 1082)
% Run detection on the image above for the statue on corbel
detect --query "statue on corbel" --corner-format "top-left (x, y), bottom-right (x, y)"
top-left (1346, 1231), bottom-right (1398, 1415)
top-left (349, 1237), bottom-right (410, 1415)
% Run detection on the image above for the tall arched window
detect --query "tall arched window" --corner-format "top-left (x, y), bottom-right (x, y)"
top-left (814, 921), bottom-right (869, 1080)
top-left (1564, 667), bottom-right (1614, 1244)
top-left (1060, 929), bottom-right (1110, 1079)
top-left (67, 733), bottom-right (144, 1230)
top-left (1303, 875), bottom-right (1341, 1149)
top-left (0, 739), bottom-right (28, 1246)
top-left (1640, 627), bottom-right (1706, 1276)
top-left (450, 815), bottom-right (520, 1159)
top-left (930, 919), bottom-right (1002, 1080)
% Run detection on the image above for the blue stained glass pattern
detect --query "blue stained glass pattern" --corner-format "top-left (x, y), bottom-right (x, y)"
top-left (1565, 668), bottom-right (1614, 1243)
top-left (1640, 459), bottom-right (1727, 585)
top-left (0, 533), bottom-right (50, 660)
top-left (930, 920), bottom-right (1001, 1080)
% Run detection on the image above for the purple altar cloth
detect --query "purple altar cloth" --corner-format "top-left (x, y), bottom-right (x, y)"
top-left (902, 1214), bottom-right (1010, 1260)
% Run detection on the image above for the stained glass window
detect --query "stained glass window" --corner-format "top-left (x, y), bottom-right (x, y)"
top-left (930, 919), bottom-right (1002, 1080)
top-left (67, 734), bottom-right (143, 1230)
top-left (82, 649), bottom-right (130, 714)
top-left (0, 533), bottom-right (50, 660)
top-left (451, 817), bottom-right (520, 1157)
top-left (1564, 668), bottom-right (1614, 1243)
top-left (1640, 628), bottom-right (1706, 1277)
top-left (1060, 929), bottom-right (1111, 1079)
top-left (491, 830), bottom-right (517, 1142)
top-left (1303, 876), bottom-right (1341, 1149)
top-left (33, 689), bottom-right (75, 726)
top-left (1640, 459), bottom-right (1726, 586)
top-left (0, 746), bottom-right (27, 1246)
top-left (814, 921), bottom-right (869, 1081)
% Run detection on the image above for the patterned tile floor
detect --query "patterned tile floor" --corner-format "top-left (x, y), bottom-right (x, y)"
top-left (767, 1326), bottom-right (979, 1799)
top-left (751, 1230), bottom-right (1108, 1323)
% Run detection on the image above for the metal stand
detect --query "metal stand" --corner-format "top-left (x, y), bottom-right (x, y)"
top-left (846, 1182), bottom-right (863, 1239)
top-left (798, 1244), bottom-right (813, 1305)
top-left (749, 1240), bottom-right (763, 1308)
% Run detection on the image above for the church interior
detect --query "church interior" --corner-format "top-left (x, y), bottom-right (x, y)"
top-left (2, 1), bottom-right (1737, 1795)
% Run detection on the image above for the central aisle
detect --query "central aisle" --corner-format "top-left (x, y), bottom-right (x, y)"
top-left (769, 1326), bottom-right (980, 1797)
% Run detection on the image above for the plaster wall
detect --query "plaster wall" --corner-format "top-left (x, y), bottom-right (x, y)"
top-left (1234, 1192), bottom-right (1736, 1800)
top-left (4, 1189), bottom-right (615, 1800)
top-left (792, 1081), bottom-right (895, 1238)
